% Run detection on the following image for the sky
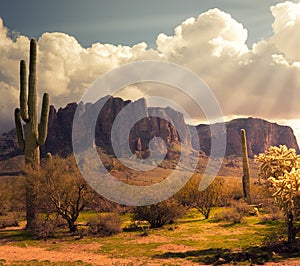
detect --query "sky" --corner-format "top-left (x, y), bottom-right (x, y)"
top-left (0, 0), bottom-right (295, 48)
top-left (1, 0), bottom-right (300, 143)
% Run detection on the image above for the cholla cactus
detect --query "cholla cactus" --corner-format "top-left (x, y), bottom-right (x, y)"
top-left (255, 145), bottom-right (300, 243)
top-left (268, 169), bottom-right (300, 212)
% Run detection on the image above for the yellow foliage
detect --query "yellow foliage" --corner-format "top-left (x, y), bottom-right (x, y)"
top-left (255, 145), bottom-right (300, 214)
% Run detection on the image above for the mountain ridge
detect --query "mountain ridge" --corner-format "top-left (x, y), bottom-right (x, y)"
top-left (0, 96), bottom-right (298, 161)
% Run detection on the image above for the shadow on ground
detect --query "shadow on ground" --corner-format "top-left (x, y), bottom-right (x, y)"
top-left (0, 229), bottom-right (34, 243)
top-left (154, 241), bottom-right (300, 265)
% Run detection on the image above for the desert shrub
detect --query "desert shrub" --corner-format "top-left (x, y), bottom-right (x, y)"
top-left (34, 214), bottom-right (65, 239)
top-left (260, 213), bottom-right (284, 224)
top-left (234, 200), bottom-right (253, 215)
top-left (215, 201), bottom-right (251, 223)
top-left (0, 177), bottom-right (25, 215)
top-left (264, 199), bottom-right (282, 213)
top-left (0, 185), bottom-right (10, 216)
top-left (217, 178), bottom-right (244, 207)
top-left (0, 213), bottom-right (19, 228)
top-left (219, 208), bottom-right (244, 223)
top-left (255, 193), bottom-right (284, 223)
top-left (250, 182), bottom-right (268, 205)
top-left (133, 199), bottom-right (186, 228)
top-left (88, 213), bottom-right (121, 236)
top-left (229, 186), bottom-right (244, 202)
top-left (260, 203), bottom-right (284, 223)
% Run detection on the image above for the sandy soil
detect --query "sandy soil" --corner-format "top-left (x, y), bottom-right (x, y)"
top-left (0, 244), bottom-right (129, 265)
top-left (1, 241), bottom-right (300, 265)
top-left (0, 225), bottom-right (299, 265)
top-left (155, 243), bottom-right (196, 253)
top-left (0, 242), bottom-right (202, 266)
top-left (263, 261), bottom-right (300, 266)
top-left (1, 243), bottom-right (300, 266)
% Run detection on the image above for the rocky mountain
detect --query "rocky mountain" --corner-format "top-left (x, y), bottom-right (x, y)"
top-left (192, 117), bottom-right (299, 158)
top-left (0, 96), bottom-right (299, 160)
top-left (54, 96), bottom-right (190, 160)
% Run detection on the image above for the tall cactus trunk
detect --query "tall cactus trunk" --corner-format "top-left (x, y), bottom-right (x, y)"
top-left (14, 39), bottom-right (50, 230)
top-left (241, 129), bottom-right (251, 203)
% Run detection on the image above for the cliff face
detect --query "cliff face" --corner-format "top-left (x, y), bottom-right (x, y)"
top-left (44, 96), bottom-right (190, 159)
top-left (226, 118), bottom-right (300, 157)
top-left (42, 103), bottom-right (77, 157)
top-left (193, 117), bottom-right (299, 158)
top-left (0, 97), bottom-right (299, 160)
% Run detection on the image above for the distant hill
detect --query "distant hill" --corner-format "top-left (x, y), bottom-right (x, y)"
top-left (0, 96), bottom-right (298, 161)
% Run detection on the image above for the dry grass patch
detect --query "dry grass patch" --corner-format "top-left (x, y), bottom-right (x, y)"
top-left (156, 243), bottom-right (196, 253)
top-left (128, 234), bottom-right (170, 244)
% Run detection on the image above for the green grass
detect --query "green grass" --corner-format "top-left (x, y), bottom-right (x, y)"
top-left (77, 211), bottom-right (133, 228)
top-left (0, 229), bottom-right (38, 246)
top-left (83, 209), bottom-right (288, 258)
top-left (0, 208), bottom-right (299, 265)
top-left (90, 209), bottom-right (296, 264)
top-left (77, 211), bottom-right (99, 223)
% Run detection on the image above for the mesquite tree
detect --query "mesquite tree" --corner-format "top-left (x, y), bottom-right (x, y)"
top-left (14, 39), bottom-right (50, 230)
top-left (176, 175), bottom-right (223, 219)
top-left (38, 155), bottom-right (88, 233)
top-left (255, 145), bottom-right (300, 243)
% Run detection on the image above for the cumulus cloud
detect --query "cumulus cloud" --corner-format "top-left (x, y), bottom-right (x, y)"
top-left (1, 1), bottom-right (300, 142)
top-left (154, 4), bottom-right (300, 126)
top-left (157, 9), bottom-right (248, 60)
top-left (271, 1), bottom-right (300, 61)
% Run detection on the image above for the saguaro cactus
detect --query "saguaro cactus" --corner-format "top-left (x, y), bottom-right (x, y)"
top-left (14, 38), bottom-right (50, 230)
top-left (241, 129), bottom-right (251, 203)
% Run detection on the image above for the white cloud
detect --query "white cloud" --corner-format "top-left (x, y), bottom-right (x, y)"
top-left (157, 9), bottom-right (248, 62)
top-left (153, 5), bottom-right (300, 129)
top-left (1, 2), bottom-right (300, 143)
top-left (270, 1), bottom-right (300, 61)
top-left (0, 81), bottom-right (18, 131)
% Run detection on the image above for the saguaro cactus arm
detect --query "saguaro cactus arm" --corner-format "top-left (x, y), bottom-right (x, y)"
top-left (14, 108), bottom-right (25, 152)
top-left (20, 60), bottom-right (29, 122)
top-left (37, 93), bottom-right (50, 145)
top-left (28, 39), bottom-right (38, 125)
